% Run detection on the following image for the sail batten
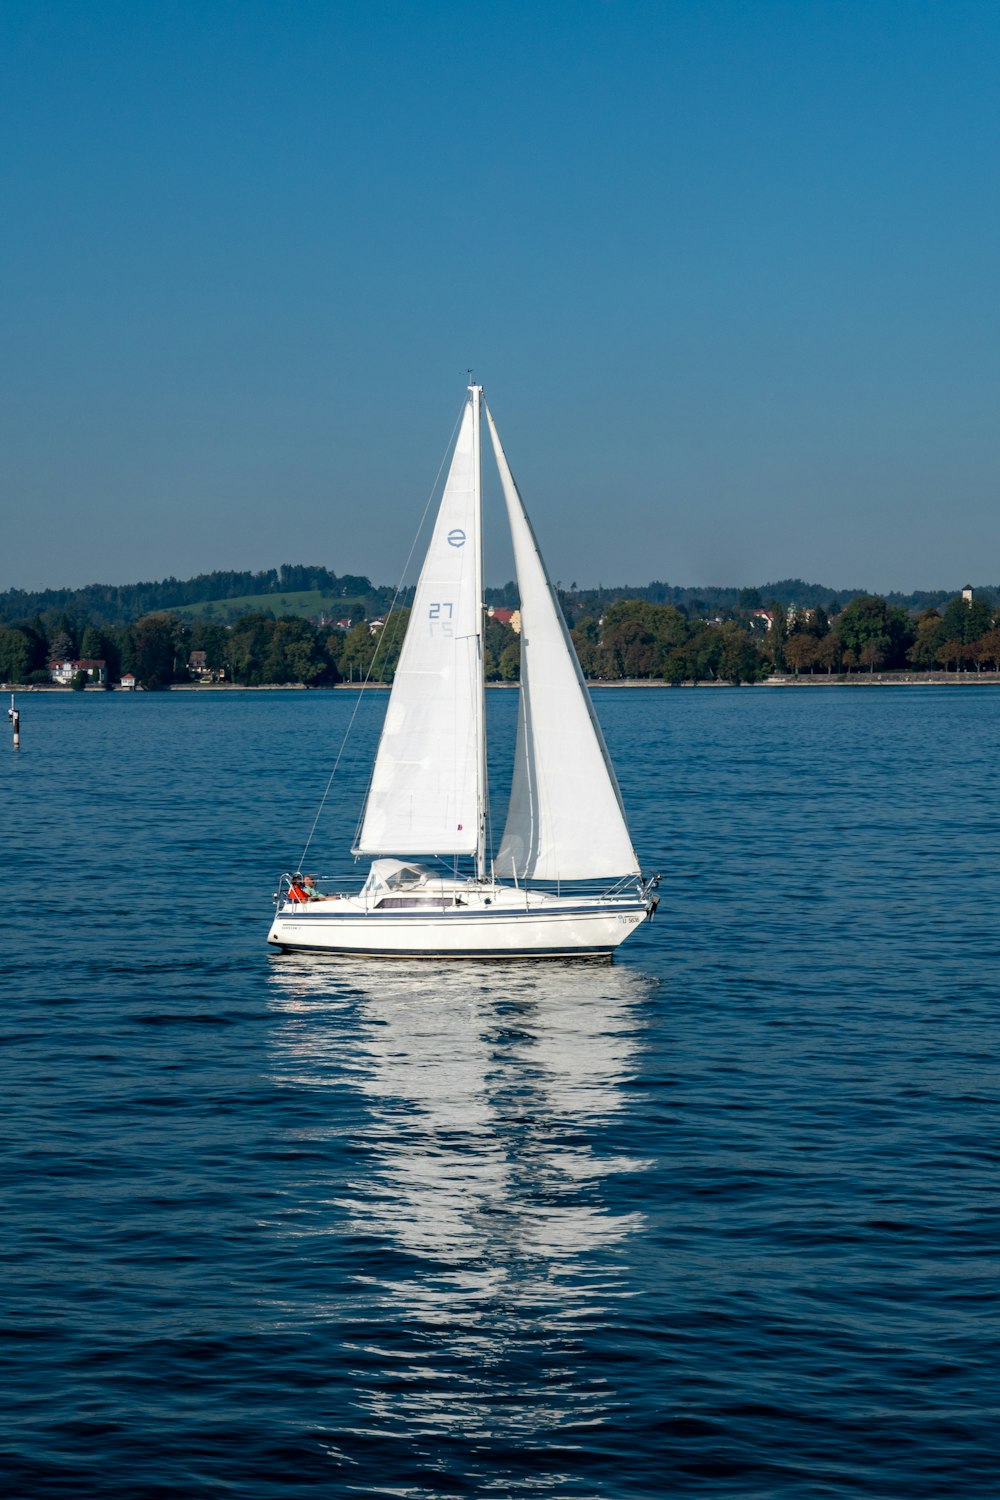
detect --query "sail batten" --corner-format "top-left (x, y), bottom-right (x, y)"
top-left (485, 402), bottom-right (641, 882)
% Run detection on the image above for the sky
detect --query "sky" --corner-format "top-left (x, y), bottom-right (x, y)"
top-left (2, 0), bottom-right (999, 595)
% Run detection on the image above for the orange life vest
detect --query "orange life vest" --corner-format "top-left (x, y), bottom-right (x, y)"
top-left (287, 884), bottom-right (308, 903)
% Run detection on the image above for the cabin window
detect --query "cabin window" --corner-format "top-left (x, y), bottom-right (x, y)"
top-left (374, 896), bottom-right (455, 909)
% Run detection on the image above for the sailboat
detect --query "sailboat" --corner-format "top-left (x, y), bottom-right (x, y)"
top-left (267, 385), bottom-right (658, 959)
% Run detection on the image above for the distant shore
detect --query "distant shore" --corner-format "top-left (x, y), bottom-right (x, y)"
top-left (7, 671), bottom-right (1000, 694)
top-left (758, 672), bottom-right (1000, 687)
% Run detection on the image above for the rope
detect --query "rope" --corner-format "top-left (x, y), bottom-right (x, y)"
top-left (296, 400), bottom-right (466, 872)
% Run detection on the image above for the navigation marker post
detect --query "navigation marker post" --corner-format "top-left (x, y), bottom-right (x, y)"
top-left (8, 693), bottom-right (20, 749)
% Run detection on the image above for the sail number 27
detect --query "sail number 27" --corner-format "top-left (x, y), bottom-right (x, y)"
top-left (429, 602), bottom-right (455, 638)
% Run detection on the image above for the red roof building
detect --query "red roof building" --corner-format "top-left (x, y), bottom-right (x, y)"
top-left (49, 658), bottom-right (107, 685)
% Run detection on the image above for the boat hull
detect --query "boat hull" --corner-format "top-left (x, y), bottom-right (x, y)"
top-left (267, 895), bottom-right (648, 959)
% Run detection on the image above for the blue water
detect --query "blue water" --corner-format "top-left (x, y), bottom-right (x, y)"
top-left (3, 686), bottom-right (999, 1497)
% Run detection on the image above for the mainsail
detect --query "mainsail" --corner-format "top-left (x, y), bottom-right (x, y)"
top-left (485, 402), bottom-right (640, 881)
top-left (355, 395), bottom-right (484, 857)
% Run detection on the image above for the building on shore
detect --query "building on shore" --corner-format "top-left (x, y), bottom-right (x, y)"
top-left (49, 658), bottom-right (107, 686)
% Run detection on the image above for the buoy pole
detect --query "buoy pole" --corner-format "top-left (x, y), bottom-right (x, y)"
top-left (8, 692), bottom-right (20, 749)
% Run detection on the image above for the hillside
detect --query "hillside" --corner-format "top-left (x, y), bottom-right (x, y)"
top-left (0, 565), bottom-right (393, 628)
top-left (1, 564), bottom-right (997, 629)
top-left (171, 589), bottom-right (374, 624)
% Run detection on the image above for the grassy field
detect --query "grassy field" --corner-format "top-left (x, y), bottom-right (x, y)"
top-left (172, 590), bottom-right (370, 623)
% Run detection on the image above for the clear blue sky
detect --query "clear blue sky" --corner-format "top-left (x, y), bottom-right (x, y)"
top-left (2, 0), bottom-right (998, 594)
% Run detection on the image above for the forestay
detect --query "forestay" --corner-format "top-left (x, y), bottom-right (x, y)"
top-left (355, 400), bottom-right (483, 857)
top-left (485, 403), bottom-right (640, 882)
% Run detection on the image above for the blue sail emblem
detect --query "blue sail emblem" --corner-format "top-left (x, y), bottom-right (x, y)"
top-left (447, 528), bottom-right (466, 547)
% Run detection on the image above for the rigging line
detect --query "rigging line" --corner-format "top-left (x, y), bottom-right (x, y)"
top-left (297, 399), bottom-right (467, 872)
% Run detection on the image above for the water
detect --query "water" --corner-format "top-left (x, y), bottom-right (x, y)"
top-left (3, 686), bottom-right (998, 1497)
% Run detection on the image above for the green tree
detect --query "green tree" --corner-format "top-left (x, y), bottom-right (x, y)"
top-left (129, 613), bottom-right (183, 689)
top-left (262, 618), bottom-right (328, 684)
top-left (78, 624), bottom-right (119, 683)
top-left (801, 605), bottom-right (830, 638)
top-left (228, 613), bottom-right (276, 685)
top-left (835, 595), bottom-right (912, 668)
top-left (189, 621), bottom-right (230, 672)
top-left (940, 592), bottom-right (991, 646)
top-left (763, 600), bottom-right (787, 671)
top-left (661, 646), bottom-right (690, 684)
top-left (571, 616), bottom-right (615, 678)
top-left (499, 641), bottom-right (521, 681)
top-left (483, 616), bottom-right (516, 679)
top-left (367, 609), bottom-right (409, 683)
top-left (664, 624), bottom-right (719, 684)
top-left (48, 612), bottom-right (77, 660)
top-left (941, 591), bottom-right (995, 645)
top-left (598, 601), bottom-right (690, 679)
top-left (600, 601), bottom-right (661, 677)
top-left (0, 626), bottom-right (34, 682)
top-left (784, 634), bottom-right (818, 675)
top-left (111, 623), bottom-right (136, 676)
top-left (338, 622), bottom-right (377, 682)
top-left (907, 610), bottom-right (944, 669)
top-left (940, 596), bottom-right (969, 644)
top-left (966, 596), bottom-right (992, 641)
top-left (717, 622), bottom-right (762, 684)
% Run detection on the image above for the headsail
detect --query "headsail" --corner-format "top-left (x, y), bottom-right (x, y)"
top-left (485, 402), bottom-right (640, 881)
top-left (355, 394), bottom-right (484, 857)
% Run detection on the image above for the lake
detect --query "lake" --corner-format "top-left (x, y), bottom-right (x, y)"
top-left (3, 686), bottom-right (998, 1497)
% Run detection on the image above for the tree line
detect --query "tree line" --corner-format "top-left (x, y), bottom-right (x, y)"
top-left (5, 561), bottom-right (999, 633)
top-left (0, 612), bottom-right (390, 689)
top-left (2, 590), bottom-right (999, 689)
top-left (0, 565), bottom-right (389, 629)
top-left (571, 591), bottom-right (1000, 683)
top-left (0, 610), bottom-right (523, 689)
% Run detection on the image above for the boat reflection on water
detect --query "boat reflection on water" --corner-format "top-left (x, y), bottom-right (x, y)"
top-left (266, 957), bottom-right (657, 1485)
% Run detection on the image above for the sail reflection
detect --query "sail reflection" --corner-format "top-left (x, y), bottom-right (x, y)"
top-left (266, 957), bottom-right (656, 1474)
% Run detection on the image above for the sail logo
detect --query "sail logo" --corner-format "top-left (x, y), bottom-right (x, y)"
top-left (447, 528), bottom-right (466, 547)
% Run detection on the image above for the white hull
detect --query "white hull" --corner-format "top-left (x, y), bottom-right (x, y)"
top-left (267, 882), bottom-right (648, 959)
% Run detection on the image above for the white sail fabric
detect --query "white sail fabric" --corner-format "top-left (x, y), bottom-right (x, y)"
top-left (355, 400), bottom-right (482, 856)
top-left (485, 403), bottom-right (640, 881)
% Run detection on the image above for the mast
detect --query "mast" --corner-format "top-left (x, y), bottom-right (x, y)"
top-left (470, 383), bottom-right (488, 881)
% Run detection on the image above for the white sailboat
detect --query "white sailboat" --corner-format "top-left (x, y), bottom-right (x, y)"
top-left (267, 385), bottom-right (658, 959)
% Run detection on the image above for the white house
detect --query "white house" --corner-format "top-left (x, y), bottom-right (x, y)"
top-left (49, 658), bottom-right (107, 686)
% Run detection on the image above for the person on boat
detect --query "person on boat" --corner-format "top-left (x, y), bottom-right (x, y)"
top-left (287, 876), bottom-right (310, 902)
top-left (302, 875), bottom-right (323, 900)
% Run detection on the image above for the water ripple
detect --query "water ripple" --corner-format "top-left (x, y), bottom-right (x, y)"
top-left (2, 687), bottom-right (999, 1496)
